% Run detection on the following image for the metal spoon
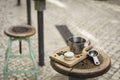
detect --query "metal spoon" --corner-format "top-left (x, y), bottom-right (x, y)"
top-left (88, 50), bottom-right (100, 65)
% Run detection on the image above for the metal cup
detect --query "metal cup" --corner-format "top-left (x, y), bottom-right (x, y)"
top-left (67, 36), bottom-right (90, 54)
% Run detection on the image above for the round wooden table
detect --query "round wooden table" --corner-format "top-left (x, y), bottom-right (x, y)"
top-left (50, 47), bottom-right (111, 80)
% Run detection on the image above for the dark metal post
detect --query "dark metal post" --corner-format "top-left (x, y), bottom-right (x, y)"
top-left (37, 11), bottom-right (44, 66)
top-left (26, 0), bottom-right (31, 25)
top-left (19, 41), bottom-right (22, 54)
top-left (34, 0), bottom-right (46, 66)
top-left (17, 0), bottom-right (21, 6)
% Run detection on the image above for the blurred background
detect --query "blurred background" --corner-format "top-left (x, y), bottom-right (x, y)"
top-left (0, 0), bottom-right (120, 80)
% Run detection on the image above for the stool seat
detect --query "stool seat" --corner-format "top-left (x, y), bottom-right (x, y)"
top-left (4, 25), bottom-right (36, 38)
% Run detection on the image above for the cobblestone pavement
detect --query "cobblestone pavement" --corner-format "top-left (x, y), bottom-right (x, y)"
top-left (0, 0), bottom-right (120, 80)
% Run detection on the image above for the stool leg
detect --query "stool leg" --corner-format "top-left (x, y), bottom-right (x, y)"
top-left (4, 38), bottom-right (12, 80)
top-left (35, 73), bottom-right (38, 80)
top-left (27, 38), bottom-right (38, 80)
top-left (19, 41), bottom-right (22, 54)
top-left (4, 53), bottom-right (8, 80)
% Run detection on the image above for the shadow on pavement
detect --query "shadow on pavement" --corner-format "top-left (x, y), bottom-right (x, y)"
top-left (56, 25), bottom-right (73, 44)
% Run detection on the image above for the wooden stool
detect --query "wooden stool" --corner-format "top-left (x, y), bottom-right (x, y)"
top-left (4, 25), bottom-right (38, 80)
top-left (50, 47), bottom-right (111, 80)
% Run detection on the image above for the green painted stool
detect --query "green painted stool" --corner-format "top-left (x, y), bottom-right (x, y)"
top-left (4, 25), bottom-right (38, 80)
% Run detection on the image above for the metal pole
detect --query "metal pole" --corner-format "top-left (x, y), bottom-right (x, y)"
top-left (37, 11), bottom-right (44, 66)
top-left (17, 0), bottom-right (21, 6)
top-left (19, 41), bottom-right (22, 54)
top-left (26, 0), bottom-right (31, 25)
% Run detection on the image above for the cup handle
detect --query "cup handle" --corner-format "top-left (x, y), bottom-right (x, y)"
top-left (84, 40), bottom-right (91, 47)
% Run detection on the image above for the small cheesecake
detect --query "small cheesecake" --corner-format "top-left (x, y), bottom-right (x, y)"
top-left (64, 51), bottom-right (75, 61)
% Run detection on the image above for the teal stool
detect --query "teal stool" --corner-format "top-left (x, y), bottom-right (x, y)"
top-left (4, 25), bottom-right (38, 80)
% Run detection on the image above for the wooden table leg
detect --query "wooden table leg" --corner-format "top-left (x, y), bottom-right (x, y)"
top-left (69, 77), bottom-right (86, 80)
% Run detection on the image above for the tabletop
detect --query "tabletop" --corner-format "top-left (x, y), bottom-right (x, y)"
top-left (50, 46), bottom-right (111, 78)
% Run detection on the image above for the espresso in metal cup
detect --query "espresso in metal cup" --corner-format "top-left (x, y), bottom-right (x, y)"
top-left (67, 36), bottom-right (90, 54)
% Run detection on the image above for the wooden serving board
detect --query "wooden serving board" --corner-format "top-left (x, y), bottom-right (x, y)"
top-left (50, 46), bottom-right (92, 67)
